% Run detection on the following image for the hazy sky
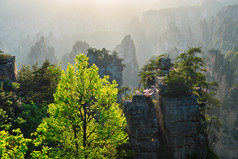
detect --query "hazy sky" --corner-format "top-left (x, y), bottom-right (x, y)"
top-left (0, 0), bottom-right (157, 32)
top-left (0, 0), bottom-right (203, 35)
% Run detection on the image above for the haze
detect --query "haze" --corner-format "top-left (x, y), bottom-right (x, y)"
top-left (0, 0), bottom-right (236, 65)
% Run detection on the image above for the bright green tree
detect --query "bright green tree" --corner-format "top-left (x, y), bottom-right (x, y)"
top-left (0, 129), bottom-right (31, 159)
top-left (34, 54), bottom-right (128, 158)
top-left (0, 128), bottom-right (50, 159)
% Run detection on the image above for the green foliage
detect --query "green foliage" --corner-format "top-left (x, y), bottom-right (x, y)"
top-left (19, 103), bottom-right (47, 138)
top-left (0, 129), bottom-right (31, 159)
top-left (17, 60), bottom-right (61, 138)
top-left (138, 54), bottom-right (167, 88)
top-left (164, 47), bottom-right (207, 96)
top-left (164, 48), bottom-right (221, 154)
top-left (87, 48), bottom-right (124, 86)
top-left (0, 109), bottom-right (11, 131)
top-left (115, 143), bottom-right (134, 159)
top-left (87, 48), bottom-right (124, 67)
top-left (18, 59), bottom-right (62, 105)
top-left (0, 129), bottom-right (50, 159)
top-left (34, 54), bottom-right (128, 158)
top-left (30, 146), bottom-right (50, 159)
top-left (163, 71), bottom-right (189, 97)
top-left (0, 53), bottom-right (11, 61)
top-left (0, 82), bottom-right (24, 131)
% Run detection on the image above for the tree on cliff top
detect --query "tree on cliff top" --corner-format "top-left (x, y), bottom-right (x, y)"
top-left (164, 47), bottom-right (217, 96)
top-left (164, 48), bottom-right (221, 154)
top-left (34, 54), bottom-right (128, 158)
top-left (138, 54), bottom-right (168, 89)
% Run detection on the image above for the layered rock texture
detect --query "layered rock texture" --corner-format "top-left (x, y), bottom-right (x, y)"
top-left (156, 95), bottom-right (207, 159)
top-left (61, 41), bottom-right (123, 87)
top-left (207, 50), bottom-right (238, 159)
top-left (216, 88), bottom-right (238, 159)
top-left (124, 95), bottom-right (160, 159)
top-left (87, 49), bottom-right (123, 87)
top-left (0, 54), bottom-right (17, 82)
top-left (206, 50), bottom-right (234, 100)
top-left (124, 58), bottom-right (207, 158)
top-left (114, 35), bottom-right (140, 88)
top-left (124, 93), bottom-right (207, 159)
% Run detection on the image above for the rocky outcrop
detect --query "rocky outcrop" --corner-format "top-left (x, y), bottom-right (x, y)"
top-left (124, 92), bottom-right (207, 159)
top-left (87, 48), bottom-right (123, 87)
top-left (61, 43), bottom-right (123, 87)
top-left (114, 35), bottom-right (140, 89)
top-left (0, 55), bottom-right (17, 82)
top-left (124, 54), bottom-right (207, 158)
top-left (126, 4), bottom-right (238, 66)
top-left (215, 88), bottom-right (238, 159)
top-left (27, 36), bottom-right (58, 66)
top-left (158, 56), bottom-right (173, 71)
top-left (206, 49), bottom-right (234, 100)
top-left (156, 95), bottom-right (207, 159)
top-left (61, 41), bottom-right (90, 70)
top-left (207, 50), bottom-right (238, 159)
top-left (210, 5), bottom-right (238, 52)
top-left (124, 95), bottom-right (160, 159)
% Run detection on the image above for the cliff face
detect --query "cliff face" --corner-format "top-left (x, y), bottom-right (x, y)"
top-left (87, 49), bottom-right (123, 87)
top-left (123, 54), bottom-right (207, 158)
top-left (124, 93), bottom-right (207, 159)
top-left (61, 42), bottom-right (123, 87)
top-left (206, 50), bottom-right (234, 100)
top-left (207, 50), bottom-right (238, 159)
top-left (215, 88), bottom-right (238, 159)
top-left (210, 5), bottom-right (238, 52)
top-left (156, 95), bottom-right (207, 159)
top-left (114, 35), bottom-right (140, 88)
top-left (0, 55), bottom-right (17, 82)
top-left (124, 95), bottom-right (160, 159)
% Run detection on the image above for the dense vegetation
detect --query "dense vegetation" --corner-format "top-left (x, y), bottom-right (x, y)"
top-left (139, 47), bottom-right (221, 158)
top-left (1, 47), bottom-right (223, 158)
top-left (138, 54), bottom-right (171, 89)
top-left (0, 54), bottom-right (128, 158)
top-left (34, 54), bottom-right (127, 158)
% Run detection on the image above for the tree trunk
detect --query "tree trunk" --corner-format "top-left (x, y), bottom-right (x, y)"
top-left (73, 125), bottom-right (78, 158)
